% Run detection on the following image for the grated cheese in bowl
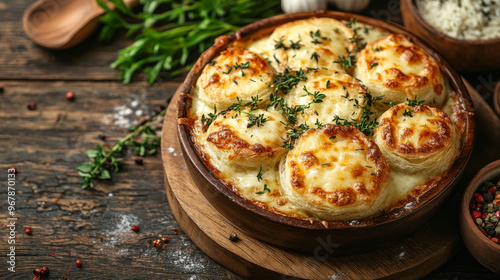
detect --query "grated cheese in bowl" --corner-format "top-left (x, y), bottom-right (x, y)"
top-left (416, 0), bottom-right (500, 40)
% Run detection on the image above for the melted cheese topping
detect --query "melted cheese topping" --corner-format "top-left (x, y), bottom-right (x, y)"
top-left (183, 18), bottom-right (466, 222)
top-left (281, 125), bottom-right (391, 221)
top-left (374, 104), bottom-right (459, 177)
top-left (195, 47), bottom-right (275, 110)
top-left (284, 69), bottom-right (367, 128)
top-left (262, 17), bottom-right (355, 72)
top-left (354, 34), bottom-right (447, 111)
top-left (205, 109), bottom-right (287, 168)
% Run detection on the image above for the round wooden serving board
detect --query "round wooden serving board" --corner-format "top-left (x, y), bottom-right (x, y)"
top-left (161, 81), bottom-right (500, 279)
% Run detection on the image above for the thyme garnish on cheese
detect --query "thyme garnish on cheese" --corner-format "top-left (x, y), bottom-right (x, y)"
top-left (223, 61), bottom-right (250, 76)
top-left (255, 184), bottom-right (271, 195)
top-left (310, 29), bottom-right (328, 44)
top-left (274, 37), bottom-right (304, 50)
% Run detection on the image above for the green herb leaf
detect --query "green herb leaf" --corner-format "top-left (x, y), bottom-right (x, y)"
top-left (99, 0), bottom-right (282, 84)
top-left (255, 184), bottom-right (271, 195)
top-left (76, 107), bottom-right (165, 189)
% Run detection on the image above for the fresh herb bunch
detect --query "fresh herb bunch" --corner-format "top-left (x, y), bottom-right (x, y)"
top-left (76, 109), bottom-right (165, 189)
top-left (97, 0), bottom-right (282, 84)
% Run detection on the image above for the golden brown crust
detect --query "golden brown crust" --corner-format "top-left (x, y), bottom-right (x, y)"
top-left (354, 34), bottom-right (447, 110)
top-left (281, 124), bottom-right (391, 221)
top-left (195, 47), bottom-right (275, 110)
top-left (374, 104), bottom-right (460, 176)
top-left (204, 109), bottom-right (287, 168)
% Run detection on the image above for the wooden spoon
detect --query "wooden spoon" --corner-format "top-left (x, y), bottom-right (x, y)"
top-left (22, 0), bottom-right (139, 50)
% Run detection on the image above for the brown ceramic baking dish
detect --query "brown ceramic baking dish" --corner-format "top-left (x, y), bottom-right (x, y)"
top-left (176, 10), bottom-right (475, 254)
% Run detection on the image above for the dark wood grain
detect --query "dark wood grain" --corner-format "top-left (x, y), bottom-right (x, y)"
top-left (0, 0), bottom-right (499, 279)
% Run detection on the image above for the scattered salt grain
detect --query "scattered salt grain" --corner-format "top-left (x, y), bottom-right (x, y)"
top-left (404, 202), bottom-right (416, 211)
top-left (349, 220), bottom-right (360, 226)
top-left (398, 251), bottom-right (406, 259)
top-left (108, 193), bottom-right (113, 197)
top-left (103, 94), bottom-right (151, 128)
top-left (167, 147), bottom-right (175, 153)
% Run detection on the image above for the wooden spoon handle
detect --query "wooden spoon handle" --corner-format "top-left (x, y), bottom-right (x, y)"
top-left (122, 0), bottom-right (141, 8)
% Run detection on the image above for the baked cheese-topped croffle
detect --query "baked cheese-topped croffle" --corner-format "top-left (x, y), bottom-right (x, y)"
top-left (280, 124), bottom-right (391, 221)
top-left (267, 17), bottom-right (356, 72)
top-left (284, 69), bottom-right (368, 128)
top-left (182, 17), bottom-right (468, 222)
top-left (204, 108), bottom-right (287, 169)
top-left (354, 34), bottom-right (447, 111)
top-left (194, 47), bottom-right (275, 110)
top-left (374, 104), bottom-right (459, 177)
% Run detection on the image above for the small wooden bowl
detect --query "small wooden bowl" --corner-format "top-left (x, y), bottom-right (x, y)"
top-left (400, 0), bottom-right (500, 72)
top-left (494, 81), bottom-right (500, 118)
top-left (177, 10), bottom-right (475, 254)
top-left (460, 160), bottom-right (500, 274)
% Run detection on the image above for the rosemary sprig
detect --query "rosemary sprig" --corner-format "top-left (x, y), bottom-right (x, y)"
top-left (98, 0), bottom-right (281, 84)
top-left (76, 108), bottom-right (166, 189)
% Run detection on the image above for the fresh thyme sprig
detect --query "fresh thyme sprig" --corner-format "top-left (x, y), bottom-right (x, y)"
top-left (403, 109), bottom-right (413, 117)
top-left (223, 61), bottom-right (250, 76)
top-left (255, 184), bottom-right (271, 195)
top-left (274, 37), bottom-right (304, 50)
top-left (406, 97), bottom-right (426, 106)
top-left (310, 29), bottom-right (328, 44)
top-left (201, 105), bottom-right (218, 127)
top-left (334, 48), bottom-right (356, 69)
top-left (76, 108), bottom-right (166, 189)
top-left (269, 68), bottom-right (308, 96)
top-left (246, 112), bottom-right (268, 128)
top-left (333, 91), bottom-right (382, 136)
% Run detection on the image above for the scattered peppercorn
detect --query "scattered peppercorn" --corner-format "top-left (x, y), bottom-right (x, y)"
top-left (174, 229), bottom-right (179, 235)
top-left (470, 176), bottom-right (500, 245)
top-left (76, 260), bottom-right (82, 267)
top-left (152, 239), bottom-right (161, 248)
top-left (40, 266), bottom-right (49, 276)
top-left (0, 86), bottom-right (4, 94)
top-left (25, 228), bottom-right (33, 235)
top-left (132, 225), bottom-right (139, 232)
top-left (27, 102), bottom-right (37, 110)
top-left (134, 158), bottom-right (143, 165)
top-left (229, 232), bottom-right (239, 242)
top-left (66, 92), bottom-right (75, 101)
top-left (33, 268), bottom-right (41, 276)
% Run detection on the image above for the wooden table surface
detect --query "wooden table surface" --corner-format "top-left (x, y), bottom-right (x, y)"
top-left (1, 1), bottom-right (499, 279)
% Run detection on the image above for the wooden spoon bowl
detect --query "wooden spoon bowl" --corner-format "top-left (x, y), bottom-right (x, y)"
top-left (400, 0), bottom-right (500, 72)
top-left (177, 11), bottom-right (475, 254)
top-left (22, 0), bottom-right (139, 49)
top-left (460, 159), bottom-right (500, 274)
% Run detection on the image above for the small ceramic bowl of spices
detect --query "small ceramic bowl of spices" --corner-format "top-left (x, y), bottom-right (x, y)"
top-left (460, 159), bottom-right (500, 274)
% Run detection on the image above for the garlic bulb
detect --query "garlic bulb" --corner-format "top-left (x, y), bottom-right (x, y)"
top-left (329, 0), bottom-right (371, 12)
top-left (281, 0), bottom-right (328, 14)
